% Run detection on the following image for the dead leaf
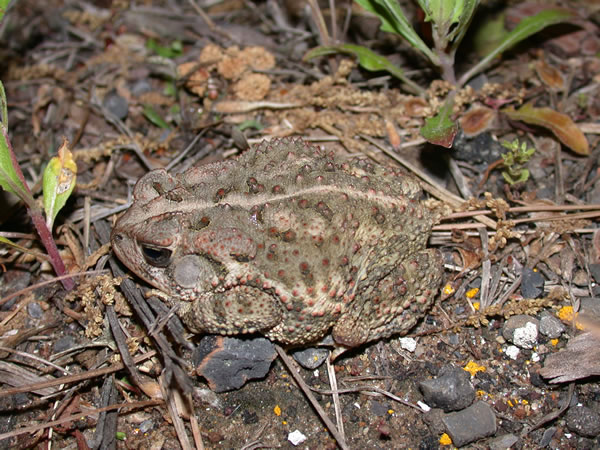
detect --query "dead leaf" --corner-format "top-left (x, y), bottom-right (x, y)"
top-left (502, 103), bottom-right (590, 155)
top-left (534, 60), bottom-right (565, 91)
top-left (459, 106), bottom-right (497, 137)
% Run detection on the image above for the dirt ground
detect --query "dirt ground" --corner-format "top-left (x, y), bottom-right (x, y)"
top-left (0, 1), bottom-right (600, 448)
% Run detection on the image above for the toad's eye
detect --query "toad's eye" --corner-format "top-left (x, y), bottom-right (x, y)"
top-left (140, 244), bottom-right (172, 268)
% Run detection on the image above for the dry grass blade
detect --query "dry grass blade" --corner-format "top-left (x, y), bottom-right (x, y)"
top-left (0, 350), bottom-right (156, 398)
top-left (0, 399), bottom-right (163, 442)
top-left (275, 345), bottom-right (349, 450)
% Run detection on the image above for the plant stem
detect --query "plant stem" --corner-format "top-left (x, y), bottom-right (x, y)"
top-left (29, 211), bottom-right (74, 290)
top-left (3, 129), bottom-right (74, 290)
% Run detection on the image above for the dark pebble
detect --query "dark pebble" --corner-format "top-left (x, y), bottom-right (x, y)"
top-left (452, 131), bottom-right (503, 164)
top-left (565, 405), bottom-right (600, 438)
top-left (442, 401), bottom-right (497, 447)
top-left (27, 301), bottom-right (44, 319)
top-left (103, 90), bottom-right (129, 119)
top-left (291, 347), bottom-right (329, 369)
top-left (521, 267), bottom-right (545, 299)
top-left (369, 400), bottom-right (390, 416)
top-left (193, 335), bottom-right (276, 392)
top-left (53, 335), bottom-right (76, 353)
top-left (419, 366), bottom-right (475, 412)
top-left (539, 426), bottom-right (556, 447)
top-left (489, 433), bottom-right (519, 449)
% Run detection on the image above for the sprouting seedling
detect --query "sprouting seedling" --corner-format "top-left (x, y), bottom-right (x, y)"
top-left (500, 138), bottom-right (536, 186)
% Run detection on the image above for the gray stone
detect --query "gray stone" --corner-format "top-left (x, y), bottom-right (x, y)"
top-left (488, 433), bottom-right (519, 450)
top-left (291, 347), bottom-right (329, 370)
top-left (102, 90), bottom-right (128, 120)
top-left (419, 366), bottom-right (475, 412)
top-left (442, 401), bottom-right (497, 447)
top-left (521, 267), bottom-right (545, 299)
top-left (539, 312), bottom-right (565, 339)
top-left (193, 335), bottom-right (276, 392)
top-left (27, 301), bottom-right (44, 319)
top-left (565, 405), bottom-right (600, 438)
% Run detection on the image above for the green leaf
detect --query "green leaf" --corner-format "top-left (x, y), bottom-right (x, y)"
top-left (471, 12), bottom-right (507, 57)
top-left (304, 44), bottom-right (423, 94)
top-left (0, 126), bottom-right (31, 199)
top-left (0, 80), bottom-right (7, 126)
top-left (143, 105), bottom-right (170, 129)
top-left (238, 120), bottom-right (263, 131)
top-left (355, 0), bottom-right (438, 65)
top-left (459, 8), bottom-right (576, 86)
top-left (0, 0), bottom-right (11, 24)
top-left (146, 38), bottom-right (183, 59)
top-left (420, 96), bottom-right (457, 147)
top-left (42, 138), bottom-right (77, 229)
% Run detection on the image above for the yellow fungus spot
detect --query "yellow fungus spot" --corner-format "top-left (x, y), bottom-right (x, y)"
top-left (443, 283), bottom-right (455, 295)
top-left (507, 400), bottom-right (514, 407)
top-left (550, 338), bottom-right (558, 346)
top-left (464, 361), bottom-right (486, 376)
top-left (466, 288), bottom-right (479, 299)
top-left (557, 306), bottom-right (585, 329)
top-left (388, 409), bottom-right (395, 415)
top-left (558, 306), bottom-right (574, 321)
top-left (282, 421), bottom-right (287, 425)
top-left (439, 433), bottom-right (452, 445)
top-left (274, 405), bottom-right (281, 416)
top-left (522, 399), bottom-right (529, 405)
top-left (472, 301), bottom-right (480, 311)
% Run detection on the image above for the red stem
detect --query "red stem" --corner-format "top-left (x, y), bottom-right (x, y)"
top-left (3, 128), bottom-right (74, 290)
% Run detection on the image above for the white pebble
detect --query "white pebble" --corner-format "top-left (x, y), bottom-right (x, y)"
top-left (288, 430), bottom-right (307, 446)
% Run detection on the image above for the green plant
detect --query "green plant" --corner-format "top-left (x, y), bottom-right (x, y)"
top-left (0, 1), bottom-right (76, 290)
top-left (500, 138), bottom-right (536, 185)
top-left (305, 1), bottom-right (577, 146)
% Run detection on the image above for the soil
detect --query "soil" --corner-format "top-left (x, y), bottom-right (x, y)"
top-left (0, 1), bottom-right (599, 449)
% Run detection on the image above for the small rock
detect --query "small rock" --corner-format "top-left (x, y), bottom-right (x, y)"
top-left (193, 336), bottom-right (276, 392)
top-left (422, 408), bottom-right (446, 435)
top-left (370, 400), bottom-right (391, 416)
top-left (27, 302), bottom-right (44, 319)
top-left (398, 337), bottom-right (417, 352)
top-left (565, 405), bottom-right (600, 438)
top-left (488, 433), bottom-right (519, 450)
top-left (539, 427), bottom-right (556, 447)
top-left (442, 401), bottom-right (497, 447)
top-left (130, 79), bottom-right (152, 96)
top-left (419, 366), bottom-right (475, 412)
top-left (504, 345), bottom-right (520, 360)
top-left (53, 336), bottom-right (76, 353)
top-left (288, 430), bottom-right (307, 446)
top-left (138, 419), bottom-right (154, 434)
top-left (521, 267), bottom-right (545, 298)
top-left (539, 312), bottom-right (565, 339)
top-left (452, 131), bottom-right (503, 164)
top-left (291, 347), bottom-right (329, 369)
top-left (502, 315), bottom-right (539, 349)
top-left (103, 90), bottom-right (129, 120)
